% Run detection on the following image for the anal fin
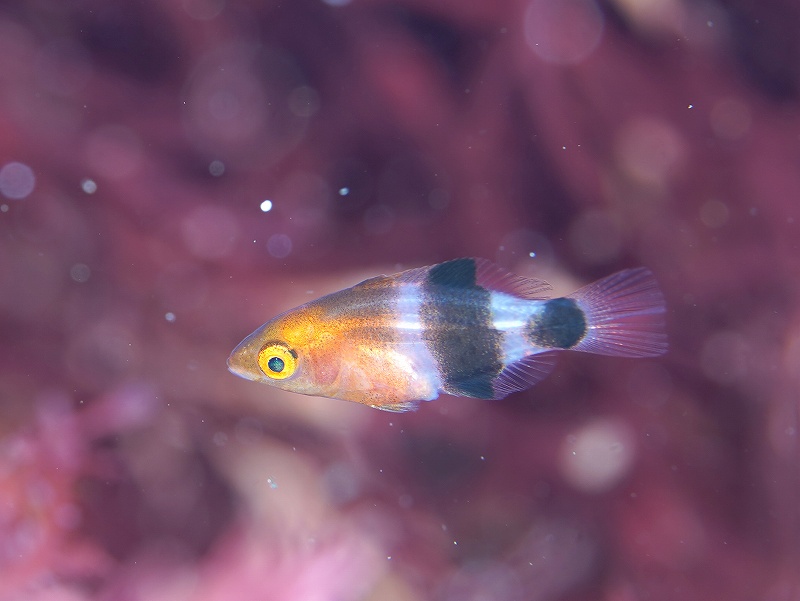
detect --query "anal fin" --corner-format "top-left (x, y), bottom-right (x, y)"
top-left (491, 353), bottom-right (558, 399)
top-left (370, 400), bottom-right (420, 413)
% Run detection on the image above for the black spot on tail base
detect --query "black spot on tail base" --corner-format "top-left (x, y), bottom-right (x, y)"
top-left (527, 298), bottom-right (587, 349)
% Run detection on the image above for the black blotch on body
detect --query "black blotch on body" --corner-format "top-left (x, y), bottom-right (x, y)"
top-left (427, 258), bottom-right (477, 288)
top-left (527, 298), bottom-right (587, 349)
top-left (419, 260), bottom-right (503, 399)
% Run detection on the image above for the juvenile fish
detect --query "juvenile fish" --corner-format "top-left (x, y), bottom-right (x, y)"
top-left (228, 258), bottom-right (667, 412)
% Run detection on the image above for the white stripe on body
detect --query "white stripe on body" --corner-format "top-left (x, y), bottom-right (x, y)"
top-left (489, 292), bottom-right (548, 365)
top-left (393, 284), bottom-right (442, 400)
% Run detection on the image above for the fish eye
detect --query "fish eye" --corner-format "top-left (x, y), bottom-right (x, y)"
top-left (257, 342), bottom-right (298, 380)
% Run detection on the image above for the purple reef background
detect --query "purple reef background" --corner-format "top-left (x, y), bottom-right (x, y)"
top-left (1, 0), bottom-right (798, 599)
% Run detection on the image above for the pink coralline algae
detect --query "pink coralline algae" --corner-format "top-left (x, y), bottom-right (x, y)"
top-left (0, 0), bottom-right (798, 599)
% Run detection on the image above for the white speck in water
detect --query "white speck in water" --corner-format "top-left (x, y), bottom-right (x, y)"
top-left (0, 162), bottom-right (36, 200)
top-left (0, 204), bottom-right (8, 212)
top-left (260, 199), bottom-right (273, 212)
top-left (267, 478), bottom-right (278, 489)
top-left (688, 104), bottom-right (694, 109)
top-left (529, 251), bottom-right (536, 258)
top-left (81, 178), bottom-right (97, 194)
top-left (480, 455), bottom-right (486, 461)
top-left (165, 312), bottom-right (176, 322)
top-left (338, 187), bottom-right (350, 196)
top-left (209, 160), bottom-right (225, 177)
top-left (70, 263), bottom-right (91, 283)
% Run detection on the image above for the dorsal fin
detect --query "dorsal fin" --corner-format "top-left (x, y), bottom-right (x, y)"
top-left (474, 258), bottom-right (552, 299)
top-left (394, 258), bottom-right (553, 299)
top-left (427, 258), bottom-right (478, 288)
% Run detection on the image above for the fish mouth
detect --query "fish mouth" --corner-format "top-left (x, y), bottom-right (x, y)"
top-left (226, 352), bottom-right (246, 379)
top-left (227, 340), bottom-right (256, 380)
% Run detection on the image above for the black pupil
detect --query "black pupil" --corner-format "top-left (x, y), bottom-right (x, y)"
top-left (267, 356), bottom-right (285, 373)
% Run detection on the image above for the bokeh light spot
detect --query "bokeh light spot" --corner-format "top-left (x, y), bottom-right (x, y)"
top-left (267, 233), bottom-right (293, 258)
top-left (209, 160), bottom-right (225, 177)
top-left (165, 312), bottom-right (176, 322)
top-left (260, 199), bottom-right (273, 212)
top-left (710, 97), bottom-right (751, 140)
top-left (80, 178), bottom-right (97, 194)
top-left (559, 418), bottom-right (636, 493)
top-left (69, 263), bottom-right (91, 283)
top-left (0, 162), bottom-right (36, 200)
top-left (699, 199), bottom-right (729, 228)
top-left (609, 0), bottom-right (685, 39)
top-left (615, 117), bottom-right (685, 188)
top-left (428, 187), bottom-right (449, 210)
top-left (524, 0), bottom-right (605, 65)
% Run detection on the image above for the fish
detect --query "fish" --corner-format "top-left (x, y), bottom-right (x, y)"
top-left (227, 258), bottom-right (667, 412)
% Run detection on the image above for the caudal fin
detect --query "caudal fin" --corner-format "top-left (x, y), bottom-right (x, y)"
top-left (568, 268), bottom-right (667, 358)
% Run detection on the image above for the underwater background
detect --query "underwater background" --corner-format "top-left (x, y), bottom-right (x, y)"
top-left (0, 0), bottom-right (798, 599)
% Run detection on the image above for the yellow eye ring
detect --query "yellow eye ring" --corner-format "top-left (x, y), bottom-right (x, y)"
top-left (257, 343), bottom-right (298, 380)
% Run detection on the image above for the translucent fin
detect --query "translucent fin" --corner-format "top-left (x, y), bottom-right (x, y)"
top-left (474, 258), bottom-right (553, 299)
top-left (442, 373), bottom-right (496, 399)
top-left (370, 400), bottom-right (420, 413)
top-left (393, 258), bottom-right (552, 299)
top-left (393, 258), bottom-right (483, 289)
top-left (491, 353), bottom-right (558, 399)
top-left (568, 268), bottom-right (667, 358)
top-left (393, 265), bottom-right (438, 285)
